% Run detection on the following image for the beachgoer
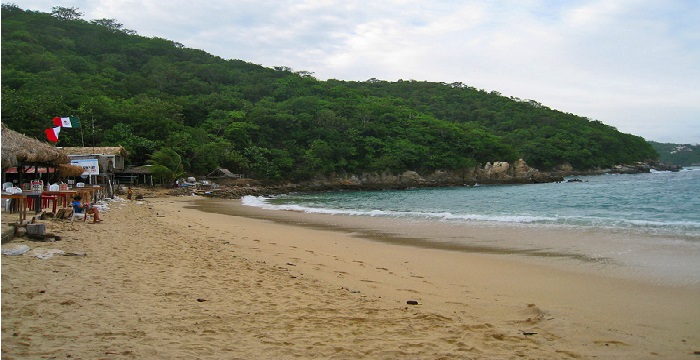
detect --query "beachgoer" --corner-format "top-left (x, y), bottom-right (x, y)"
top-left (127, 187), bottom-right (133, 200)
top-left (72, 195), bottom-right (102, 223)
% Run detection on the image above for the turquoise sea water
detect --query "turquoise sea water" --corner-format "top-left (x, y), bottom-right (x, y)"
top-left (238, 168), bottom-right (700, 286)
top-left (243, 168), bottom-right (700, 240)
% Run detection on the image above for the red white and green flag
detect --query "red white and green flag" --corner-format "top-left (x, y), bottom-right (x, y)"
top-left (44, 126), bottom-right (61, 142)
top-left (53, 116), bottom-right (80, 128)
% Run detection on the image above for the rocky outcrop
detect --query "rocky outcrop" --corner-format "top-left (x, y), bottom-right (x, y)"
top-left (550, 161), bottom-right (682, 176)
top-left (178, 159), bottom-right (682, 200)
top-left (303, 159), bottom-right (562, 188)
top-left (648, 161), bottom-right (682, 172)
top-left (475, 159), bottom-right (562, 184)
top-left (189, 159), bottom-right (564, 199)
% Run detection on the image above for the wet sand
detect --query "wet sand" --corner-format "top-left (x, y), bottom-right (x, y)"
top-left (2, 195), bottom-right (699, 359)
top-left (203, 198), bottom-right (700, 288)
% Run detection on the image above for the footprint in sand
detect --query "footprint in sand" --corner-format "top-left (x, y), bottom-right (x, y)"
top-left (593, 340), bottom-right (627, 347)
top-left (397, 288), bottom-right (419, 293)
top-left (445, 301), bottom-right (470, 307)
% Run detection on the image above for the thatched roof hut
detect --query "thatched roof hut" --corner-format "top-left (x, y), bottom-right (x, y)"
top-left (60, 146), bottom-right (128, 173)
top-left (59, 146), bottom-right (128, 157)
top-left (1, 124), bottom-right (70, 169)
top-left (123, 165), bottom-right (153, 174)
top-left (206, 168), bottom-right (242, 178)
top-left (57, 163), bottom-right (87, 177)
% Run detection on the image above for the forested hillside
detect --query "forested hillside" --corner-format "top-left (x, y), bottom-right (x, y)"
top-left (648, 142), bottom-right (700, 166)
top-left (1, 4), bottom-right (658, 180)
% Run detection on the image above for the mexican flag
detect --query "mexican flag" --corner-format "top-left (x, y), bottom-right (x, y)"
top-left (53, 116), bottom-right (80, 128)
top-left (45, 126), bottom-right (61, 142)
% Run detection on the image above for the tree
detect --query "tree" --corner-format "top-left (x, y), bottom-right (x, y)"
top-left (147, 148), bottom-right (185, 186)
top-left (101, 123), bottom-right (158, 164)
top-left (51, 6), bottom-right (83, 21)
top-left (90, 18), bottom-right (123, 31)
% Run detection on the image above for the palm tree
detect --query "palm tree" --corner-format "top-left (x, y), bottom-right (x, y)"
top-left (147, 147), bottom-right (185, 186)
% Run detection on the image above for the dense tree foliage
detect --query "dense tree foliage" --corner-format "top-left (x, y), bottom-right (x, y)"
top-left (1, 4), bottom-right (658, 179)
top-left (648, 142), bottom-right (700, 166)
top-left (147, 147), bottom-right (185, 185)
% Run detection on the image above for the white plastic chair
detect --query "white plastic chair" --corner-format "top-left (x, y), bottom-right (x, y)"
top-left (49, 184), bottom-right (60, 191)
top-left (2, 182), bottom-right (13, 191)
top-left (70, 210), bottom-right (92, 223)
top-left (3, 187), bottom-right (22, 212)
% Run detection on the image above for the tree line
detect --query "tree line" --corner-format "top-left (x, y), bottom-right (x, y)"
top-left (648, 142), bottom-right (700, 166)
top-left (1, 4), bottom-right (658, 181)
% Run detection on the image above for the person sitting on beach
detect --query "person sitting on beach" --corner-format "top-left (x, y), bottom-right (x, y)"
top-left (71, 195), bottom-right (102, 223)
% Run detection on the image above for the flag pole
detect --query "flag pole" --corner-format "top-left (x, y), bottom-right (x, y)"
top-left (91, 116), bottom-right (96, 152)
top-left (80, 117), bottom-right (85, 147)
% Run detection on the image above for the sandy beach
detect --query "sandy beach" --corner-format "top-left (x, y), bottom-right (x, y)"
top-left (2, 194), bottom-right (699, 359)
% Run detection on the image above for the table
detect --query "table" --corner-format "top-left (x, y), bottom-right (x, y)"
top-left (25, 192), bottom-right (42, 214)
top-left (2, 193), bottom-right (28, 222)
top-left (41, 190), bottom-right (78, 209)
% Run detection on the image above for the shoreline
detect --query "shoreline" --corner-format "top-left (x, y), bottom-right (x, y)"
top-left (197, 197), bottom-right (700, 289)
top-left (164, 196), bottom-right (700, 356)
top-left (2, 195), bottom-right (699, 358)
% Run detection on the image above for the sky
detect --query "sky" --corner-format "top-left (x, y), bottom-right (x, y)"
top-left (10, 0), bottom-right (700, 144)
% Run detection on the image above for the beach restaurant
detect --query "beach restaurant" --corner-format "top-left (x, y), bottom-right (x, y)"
top-left (1, 125), bottom-right (87, 221)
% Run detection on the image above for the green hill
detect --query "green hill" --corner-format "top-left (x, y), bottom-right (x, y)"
top-left (648, 142), bottom-right (700, 166)
top-left (1, 4), bottom-right (658, 180)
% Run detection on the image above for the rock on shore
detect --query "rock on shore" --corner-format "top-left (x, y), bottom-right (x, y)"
top-left (173, 159), bottom-right (680, 200)
top-left (183, 159), bottom-right (564, 199)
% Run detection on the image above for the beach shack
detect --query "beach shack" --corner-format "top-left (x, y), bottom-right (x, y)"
top-left (2, 124), bottom-right (70, 188)
top-left (118, 165), bottom-right (155, 186)
top-left (1, 125), bottom-right (71, 221)
top-left (206, 168), bottom-right (243, 179)
top-left (59, 147), bottom-right (128, 198)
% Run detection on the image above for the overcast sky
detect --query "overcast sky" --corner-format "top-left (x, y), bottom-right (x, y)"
top-left (11, 0), bottom-right (700, 144)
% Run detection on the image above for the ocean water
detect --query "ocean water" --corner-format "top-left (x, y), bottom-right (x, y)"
top-left (239, 168), bottom-right (700, 286)
top-left (244, 168), bottom-right (700, 239)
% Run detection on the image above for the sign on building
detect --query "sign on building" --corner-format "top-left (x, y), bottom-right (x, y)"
top-left (71, 159), bottom-right (100, 176)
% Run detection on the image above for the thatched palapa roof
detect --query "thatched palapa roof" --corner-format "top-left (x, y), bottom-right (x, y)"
top-left (60, 146), bottom-right (128, 157)
top-left (123, 165), bottom-right (153, 174)
top-left (57, 163), bottom-right (87, 177)
top-left (207, 168), bottom-right (240, 178)
top-left (1, 124), bottom-right (70, 169)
